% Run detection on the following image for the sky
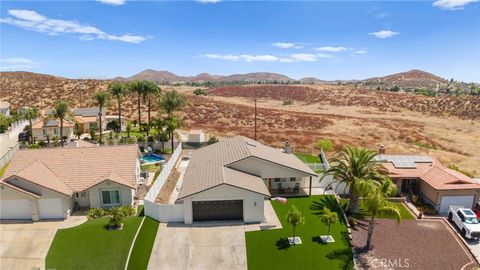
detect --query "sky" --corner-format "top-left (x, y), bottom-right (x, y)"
top-left (0, 0), bottom-right (479, 82)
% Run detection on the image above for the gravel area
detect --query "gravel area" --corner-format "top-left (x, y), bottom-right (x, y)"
top-left (155, 169), bottom-right (181, 204)
top-left (351, 219), bottom-right (477, 270)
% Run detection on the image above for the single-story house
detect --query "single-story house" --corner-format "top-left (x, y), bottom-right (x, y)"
top-left (175, 136), bottom-right (317, 224)
top-left (0, 145), bottom-right (140, 221)
top-left (0, 101), bottom-right (10, 116)
top-left (376, 152), bottom-right (480, 214)
top-left (73, 107), bottom-right (106, 134)
top-left (105, 115), bottom-right (127, 131)
top-left (31, 119), bottom-right (75, 142)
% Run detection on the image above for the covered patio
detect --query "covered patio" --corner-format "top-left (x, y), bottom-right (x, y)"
top-left (264, 176), bottom-right (316, 197)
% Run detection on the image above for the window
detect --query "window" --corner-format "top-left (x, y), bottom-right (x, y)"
top-left (54, 128), bottom-right (58, 135)
top-left (290, 177), bottom-right (296, 182)
top-left (102, 190), bottom-right (120, 205)
top-left (274, 178), bottom-right (281, 182)
top-left (43, 129), bottom-right (47, 136)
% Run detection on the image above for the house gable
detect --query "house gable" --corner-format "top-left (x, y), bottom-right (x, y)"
top-left (228, 156), bottom-right (316, 179)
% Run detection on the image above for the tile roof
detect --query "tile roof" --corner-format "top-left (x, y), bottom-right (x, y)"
top-left (74, 115), bottom-right (97, 124)
top-left (0, 145), bottom-right (140, 195)
top-left (32, 119), bottom-right (75, 129)
top-left (177, 135), bottom-right (316, 200)
top-left (379, 155), bottom-right (479, 191)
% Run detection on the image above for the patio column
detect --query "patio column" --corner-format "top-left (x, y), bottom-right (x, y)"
top-left (309, 176), bottom-right (312, 196)
top-left (268, 178), bottom-right (272, 192)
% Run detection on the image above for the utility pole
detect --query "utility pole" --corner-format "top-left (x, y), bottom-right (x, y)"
top-left (254, 97), bottom-right (257, 141)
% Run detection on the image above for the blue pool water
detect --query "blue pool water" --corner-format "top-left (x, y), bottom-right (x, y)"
top-left (140, 154), bottom-right (165, 163)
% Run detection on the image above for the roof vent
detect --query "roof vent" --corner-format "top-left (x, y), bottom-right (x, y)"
top-left (284, 141), bottom-right (292, 154)
top-left (378, 144), bottom-right (386, 154)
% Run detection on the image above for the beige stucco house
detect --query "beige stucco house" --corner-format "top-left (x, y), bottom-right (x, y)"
top-left (31, 119), bottom-right (75, 142)
top-left (175, 136), bottom-right (317, 224)
top-left (376, 153), bottom-right (480, 214)
top-left (0, 145), bottom-right (140, 221)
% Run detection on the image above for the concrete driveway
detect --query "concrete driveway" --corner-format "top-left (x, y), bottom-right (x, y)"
top-left (0, 216), bottom-right (86, 270)
top-left (466, 239), bottom-right (480, 262)
top-left (148, 222), bottom-right (247, 270)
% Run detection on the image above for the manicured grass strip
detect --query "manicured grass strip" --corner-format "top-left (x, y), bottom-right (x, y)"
top-left (340, 199), bottom-right (415, 220)
top-left (246, 195), bottom-right (353, 270)
top-left (127, 217), bottom-right (159, 270)
top-left (294, 152), bottom-right (321, 164)
top-left (46, 206), bottom-right (145, 270)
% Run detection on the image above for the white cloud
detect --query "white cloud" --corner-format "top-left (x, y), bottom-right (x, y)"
top-left (0, 9), bottom-right (148, 44)
top-left (432, 0), bottom-right (478, 10)
top-left (315, 46), bottom-right (347, 52)
top-left (290, 53), bottom-right (318, 62)
top-left (203, 52), bottom-right (332, 63)
top-left (0, 57), bottom-right (41, 70)
top-left (272, 42), bottom-right (303, 49)
top-left (97, 0), bottom-right (126, 5)
top-left (353, 49), bottom-right (368, 55)
top-left (369, 30), bottom-right (399, 39)
top-left (195, 0), bottom-right (222, 3)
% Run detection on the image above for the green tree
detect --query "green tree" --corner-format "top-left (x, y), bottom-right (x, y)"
top-left (158, 90), bottom-right (186, 152)
top-left (315, 138), bottom-right (334, 152)
top-left (286, 205), bottom-right (305, 245)
top-left (322, 146), bottom-right (389, 214)
top-left (207, 135), bottom-right (219, 145)
top-left (93, 91), bottom-right (110, 144)
top-left (128, 80), bottom-right (148, 127)
top-left (362, 181), bottom-right (402, 249)
top-left (108, 81), bottom-right (126, 132)
top-left (154, 117), bottom-right (168, 152)
top-left (143, 81), bottom-right (161, 136)
top-left (126, 122), bottom-right (132, 138)
top-left (20, 107), bottom-right (39, 143)
top-left (52, 100), bottom-right (70, 147)
top-left (320, 207), bottom-right (338, 235)
top-left (165, 116), bottom-right (182, 152)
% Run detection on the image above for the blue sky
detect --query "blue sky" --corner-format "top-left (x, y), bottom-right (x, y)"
top-left (1, 0), bottom-right (479, 82)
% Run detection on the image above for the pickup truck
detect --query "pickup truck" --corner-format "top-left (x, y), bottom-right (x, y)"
top-left (448, 205), bottom-right (480, 239)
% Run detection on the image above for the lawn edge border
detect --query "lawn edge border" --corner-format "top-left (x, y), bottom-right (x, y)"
top-left (124, 216), bottom-right (146, 270)
top-left (333, 194), bottom-right (358, 269)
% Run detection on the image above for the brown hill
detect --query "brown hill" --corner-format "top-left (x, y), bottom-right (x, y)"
top-left (216, 72), bottom-right (294, 83)
top-left (365, 69), bottom-right (448, 89)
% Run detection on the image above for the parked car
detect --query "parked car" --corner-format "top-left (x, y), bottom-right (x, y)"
top-left (448, 205), bottom-right (480, 239)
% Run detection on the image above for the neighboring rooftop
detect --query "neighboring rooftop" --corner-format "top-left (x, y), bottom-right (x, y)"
top-left (73, 107), bottom-right (103, 117)
top-left (177, 135), bottom-right (317, 200)
top-left (32, 119), bottom-right (75, 129)
top-left (378, 154), bottom-right (478, 190)
top-left (0, 145), bottom-right (140, 194)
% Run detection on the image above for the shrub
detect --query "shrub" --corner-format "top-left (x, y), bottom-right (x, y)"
top-left (137, 136), bottom-right (146, 143)
top-left (207, 136), bottom-right (219, 145)
top-left (38, 141), bottom-right (46, 147)
top-left (108, 207), bottom-right (126, 228)
top-left (28, 143), bottom-right (41, 149)
top-left (193, 88), bottom-right (206, 96)
top-left (282, 99), bottom-right (293, 105)
top-left (139, 146), bottom-right (145, 153)
top-left (315, 139), bottom-right (334, 152)
top-left (147, 135), bottom-right (155, 143)
top-left (127, 137), bottom-right (136, 144)
top-left (87, 208), bottom-right (106, 220)
top-left (119, 205), bottom-right (136, 217)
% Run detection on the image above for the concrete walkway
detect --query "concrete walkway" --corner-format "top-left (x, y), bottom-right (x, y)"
top-left (0, 215), bottom-right (87, 270)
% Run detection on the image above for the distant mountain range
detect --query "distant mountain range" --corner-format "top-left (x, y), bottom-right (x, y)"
top-left (112, 69), bottom-right (460, 88)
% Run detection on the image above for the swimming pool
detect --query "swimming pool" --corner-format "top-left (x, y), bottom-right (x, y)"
top-left (139, 153), bottom-right (165, 164)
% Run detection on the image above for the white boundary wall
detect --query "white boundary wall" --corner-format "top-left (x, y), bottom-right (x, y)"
top-left (144, 143), bottom-right (184, 222)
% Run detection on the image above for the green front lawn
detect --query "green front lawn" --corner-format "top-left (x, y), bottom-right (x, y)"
top-left (127, 216), bottom-right (159, 270)
top-left (46, 206), bottom-right (147, 270)
top-left (246, 195), bottom-right (353, 270)
top-left (294, 152), bottom-right (321, 164)
top-left (339, 199), bottom-right (415, 220)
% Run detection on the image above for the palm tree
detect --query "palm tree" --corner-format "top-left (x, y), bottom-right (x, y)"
top-left (93, 91), bottom-right (110, 144)
top-left (322, 146), bottom-right (389, 214)
top-left (286, 205), bottom-right (305, 245)
top-left (128, 80), bottom-right (148, 128)
top-left (362, 181), bottom-right (402, 249)
top-left (108, 82), bottom-right (126, 132)
top-left (158, 90), bottom-right (186, 152)
top-left (143, 81), bottom-right (161, 135)
top-left (164, 116), bottom-right (182, 153)
top-left (52, 100), bottom-right (70, 147)
top-left (154, 117), bottom-right (168, 152)
top-left (20, 107), bottom-right (39, 143)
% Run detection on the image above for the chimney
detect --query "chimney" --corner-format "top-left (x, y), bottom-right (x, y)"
top-left (284, 141), bottom-right (292, 154)
top-left (378, 144), bottom-right (386, 154)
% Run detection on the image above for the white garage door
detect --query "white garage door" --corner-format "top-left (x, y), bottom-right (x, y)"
top-left (38, 198), bottom-right (64, 219)
top-left (439, 195), bottom-right (474, 213)
top-left (0, 199), bottom-right (31, 220)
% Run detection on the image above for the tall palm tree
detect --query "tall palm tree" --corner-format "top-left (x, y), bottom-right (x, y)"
top-left (20, 107), bottom-right (39, 143)
top-left (143, 81), bottom-right (161, 136)
top-left (154, 117), bottom-right (168, 152)
top-left (108, 82), bottom-right (126, 132)
top-left (164, 116), bottom-right (182, 152)
top-left (362, 181), bottom-right (401, 249)
top-left (322, 146), bottom-right (389, 214)
top-left (128, 80), bottom-right (148, 128)
top-left (93, 91), bottom-right (110, 144)
top-left (158, 90), bottom-right (186, 152)
top-left (52, 100), bottom-right (70, 147)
